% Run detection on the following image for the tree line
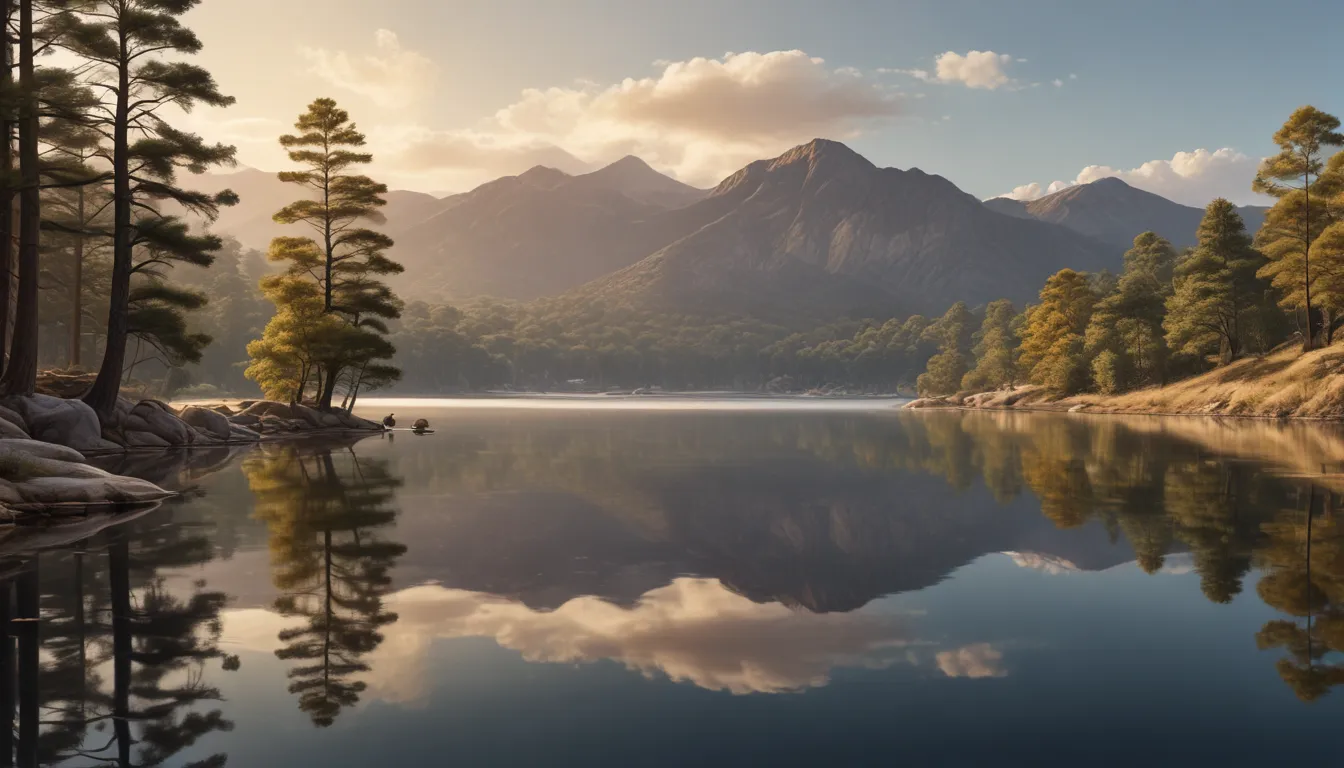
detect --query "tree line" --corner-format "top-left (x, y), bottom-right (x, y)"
top-left (0, 1), bottom-right (406, 415)
top-left (915, 106), bottom-right (1344, 398)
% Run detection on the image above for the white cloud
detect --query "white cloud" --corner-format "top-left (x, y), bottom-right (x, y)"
top-left (936, 643), bottom-right (1007, 679)
top-left (223, 578), bottom-right (917, 700)
top-left (930, 50), bottom-right (1016, 90)
top-left (1052, 78), bottom-right (1064, 88)
top-left (300, 29), bottom-right (437, 109)
top-left (999, 147), bottom-right (1267, 206)
top-left (384, 50), bottom-right (905, 188)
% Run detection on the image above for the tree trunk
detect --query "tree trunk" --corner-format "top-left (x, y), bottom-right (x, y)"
top-left (84, 37), bottom-right (133, 418)
top-left (0, 0), bottom-right (14, 382)
top-left (318, 365), bottom-right (338, 411)
top-left (0, 578), bottom-right (11, 768)
top-left (70, 185), bottom-right (84, 368)
top-left (110, 536), bottom-right (132, 767)
top-left (1302, 167), bottom-right (1314, 352)
top-left (0, 0), bottom-right (39, 397)
top-left (15, 558), bottom-right (37, 768)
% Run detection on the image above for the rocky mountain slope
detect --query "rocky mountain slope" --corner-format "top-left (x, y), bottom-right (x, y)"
top-left (984, 177), bottom-right (1269, 252)
top-left (572, 139), bottom-right (1119, 321)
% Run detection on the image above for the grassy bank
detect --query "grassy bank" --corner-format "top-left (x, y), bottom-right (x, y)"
top-left (911, 342), bottom-right (1344, 419)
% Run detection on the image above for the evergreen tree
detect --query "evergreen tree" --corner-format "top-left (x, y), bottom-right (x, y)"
top-left (252, 99), bottom-right (403, 410)
top-left (916, 301), bottom-right (974, 397)
top-left (961, 299), bottom-right (1017, 392)
top-left (59, 0), bottom-right (238, 418)
top-left (1017, 269), bottom-right (1098, 394)
top-left (1084, 232), bottom-right (1176, 393)
top-left (1253, 106), bottom-right (1344, 351)
top-left (1166, 200), bottom-right (1270, 364)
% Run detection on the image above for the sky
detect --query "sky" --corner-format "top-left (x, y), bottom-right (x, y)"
top-left (177, 0), bottom-right (1344, 205)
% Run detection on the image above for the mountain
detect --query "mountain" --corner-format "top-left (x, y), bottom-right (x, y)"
top-left (186, 158), bottom-right (710, 301)
top-left (389, 162), bottom-right (712, 301)
top-left (983, 177), bottom-right (1269, 252)
top-left (571, 139), bottom-right (1120, 321)
top-left (182, 167), bottom-right (443, 251)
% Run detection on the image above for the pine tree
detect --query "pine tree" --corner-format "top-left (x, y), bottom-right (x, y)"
top-left (1017, 269), bottom-right (1098, 394)
top-left (1165, 200), bottom-right (1270, 364)
top-left (59, 0), bottom-right (238, 418)
top-left (1253, 106), bottom-right (1344, 351)
top-left (1085, 232), bottom-right (1176, 392)
top-left (916, 301), bottom-right (974, 397)
top-left (961, 299), bottom-right (1017, 392)
top-left (258, 99), bottom-right (403, 410)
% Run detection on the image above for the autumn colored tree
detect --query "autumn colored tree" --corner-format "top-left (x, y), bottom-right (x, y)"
top-left (1017, 269), bottom-right (1098, 394)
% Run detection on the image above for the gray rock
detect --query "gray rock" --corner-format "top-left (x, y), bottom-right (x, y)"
top-left (129, 400), bottom-right (193, 445)
top-left (0, 418), bottom-right (29, 440)
top-left (0, 438), bottom-right (172, 507)
top-left (179, 405), bottom-right (232, 440)
top-left (229, 413), bottom-right (262, 428)
top-left (290, 403), bottom-right (326, 428)
top-left (228, 424), bottom-right (262, 442)
top-left (16, 475), bottom-right (170, 505)
top-left (122, 430), bottom-right (172, 448)
top-left (0, 404), bottom-right (27, 432)
top-left (3, 394), bottom-right (120, 452)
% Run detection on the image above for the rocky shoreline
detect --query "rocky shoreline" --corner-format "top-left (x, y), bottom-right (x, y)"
top-left (0, 395), bottom-right (384, 523)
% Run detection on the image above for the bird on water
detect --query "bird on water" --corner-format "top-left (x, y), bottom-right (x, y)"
top-left (382, 414), bottom-right (396, 428)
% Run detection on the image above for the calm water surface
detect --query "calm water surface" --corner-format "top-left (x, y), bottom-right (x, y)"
top-left (4, 400), bottom-right (1344, 766)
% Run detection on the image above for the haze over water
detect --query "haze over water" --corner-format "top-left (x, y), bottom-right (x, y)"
top-left (5, 401), bottom-right (1344, 766)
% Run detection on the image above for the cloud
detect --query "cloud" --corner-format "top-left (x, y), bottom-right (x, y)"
top-left (300, 29), bottom-right (436, 109)
top-left (382, 50), bottom-right (905, 188)
top-left (998, 147), bottom-right (1266, 206)
top-left (223, 577), bottom-right (916, 701)
top-left (1052, 78), bottom-right (1064, 88)
top-left (929, 50), bottom-right (1016, 90)
top-left (936, 644), bottom-right (1007, 679)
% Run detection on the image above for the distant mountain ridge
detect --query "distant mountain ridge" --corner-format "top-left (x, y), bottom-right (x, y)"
top-left (984, 177), bottom-right (1269, 252)
top-left (570, 139), bottom-right (1118, 321)
top-left (188, 142), bottom-right (1267, 324)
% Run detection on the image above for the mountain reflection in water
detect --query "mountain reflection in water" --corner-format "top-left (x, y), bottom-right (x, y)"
top-left (0, 406), bottom-right (1342, 766)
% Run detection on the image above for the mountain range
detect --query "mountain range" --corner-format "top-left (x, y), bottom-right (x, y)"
top-left (983, 177), bottom-right (1268, 252)
top-left (188, 140), bottom-right (1268, 323)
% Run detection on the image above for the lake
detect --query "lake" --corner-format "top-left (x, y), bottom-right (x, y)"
top-left (3, 400), bottom-right (1344, 766)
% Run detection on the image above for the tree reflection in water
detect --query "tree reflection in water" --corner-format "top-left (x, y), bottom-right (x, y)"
top-left (243, 441), bottom-right (405, 727)
top-left (0, 499), bottom-right (237, 767)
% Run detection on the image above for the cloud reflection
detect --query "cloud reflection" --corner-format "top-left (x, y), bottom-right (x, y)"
top-left (224, 577), bottom-right (917, 699)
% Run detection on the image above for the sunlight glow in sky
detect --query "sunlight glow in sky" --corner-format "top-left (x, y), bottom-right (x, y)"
top-left (178, 0), bottom-right (1341, 204)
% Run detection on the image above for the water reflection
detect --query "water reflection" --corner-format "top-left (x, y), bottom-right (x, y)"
top-left (0, 502), bottom-right (236, 767)
top-left (243, 442), bottom-right (406, 727)
top-left (2, 408), bottom-right (1344, 764)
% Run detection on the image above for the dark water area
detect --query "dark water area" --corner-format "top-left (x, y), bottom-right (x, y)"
top-left (2, 401), bottom-right (1344, 766)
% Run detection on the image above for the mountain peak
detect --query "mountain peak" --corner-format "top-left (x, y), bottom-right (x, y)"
top-left (516, 165), bottom-right (571, 189)
top-left (1088, 176), bottom-right (1132, 190)
top-left (774, 138), bottom-right (872, 169)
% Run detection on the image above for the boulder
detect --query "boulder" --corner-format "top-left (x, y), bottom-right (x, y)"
top-left (3, 394), bottom-right (121, 453)
top-left (0, 438), bottom-right (172, 507)
top-left (241, 401), bottom-right (294, 420)
top-left (289, 403), bottom-right (327, 428)
top-left (228, 424), bottom-right (262, 442)
top-left (211, 404), bottom-right (235, 416)
top-left (229, 413), bottom-right (262, 428)
top-left (179, 405), bottom-right (232, 440)
top-left (0, 418), bottom-right (29, 440)
top-left (128, 400), bottom-right (194, 446)
top-left (122, 430), bottom-right (172, 448)
top-left (0, 404), bottom-right (27, 433)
